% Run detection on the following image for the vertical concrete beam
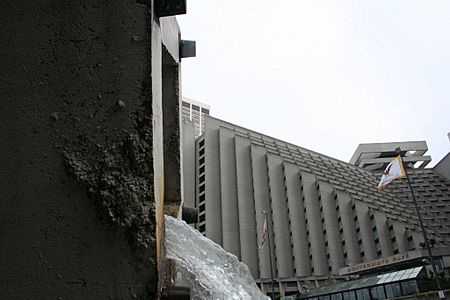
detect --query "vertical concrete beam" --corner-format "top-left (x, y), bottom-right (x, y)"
top-left (151, 11), bottom-right (166, 295)
top-left (374, 213), bottom-right (394, 257)
top-left (355, 202), bottom-right (377, 261)
top-left (302, 172), bottom-right (328, 276)
top-left (251, 145), bottom-right (273, 279)
top-left (337, 191), bottom-right (361, 265)
top-left (320, 182), bottom-right (344, 274)
top-left (219, 127), bottom-right (240, 257)
top-left (267, 155), bottom-right (294, 277)
top-left (235, 136), bottom-right (259, 277)
top-left (285, 164), bottom-right (310, 276)
top-left (181, 121), bottom-right (196, 208)
top-left (204, 120), bottom-right (222, 244)
top-left (393, 223), bottom-right (409, 253)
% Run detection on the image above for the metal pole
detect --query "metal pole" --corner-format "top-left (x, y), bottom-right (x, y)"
top-left (396, 148), bottom-right (443, 294)
top-left (263, 210), bottom-right (276, 300)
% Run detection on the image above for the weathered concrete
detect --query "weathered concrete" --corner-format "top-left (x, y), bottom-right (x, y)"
top-left (0, 0), bottom-right (183, 298)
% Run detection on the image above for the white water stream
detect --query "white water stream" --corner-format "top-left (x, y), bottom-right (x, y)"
top-left (165, 215), bottom-right (270, 300)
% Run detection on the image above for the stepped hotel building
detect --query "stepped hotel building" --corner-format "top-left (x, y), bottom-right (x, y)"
top-left (182, 116), bottom-right (450, 297)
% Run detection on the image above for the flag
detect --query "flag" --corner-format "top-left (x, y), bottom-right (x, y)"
top-left (377, 155), bottom-right (406, 190)
top-left (259, 215), bottom-right (268, 249)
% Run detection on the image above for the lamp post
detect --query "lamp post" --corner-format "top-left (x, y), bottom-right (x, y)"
top-left (262, 210), bottom-right (276, 300)
top-left (395, 148), bottom-right (444, 297)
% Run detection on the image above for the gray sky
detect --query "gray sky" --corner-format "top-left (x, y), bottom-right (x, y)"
top-left (177, 1), bottom-right (450, 165)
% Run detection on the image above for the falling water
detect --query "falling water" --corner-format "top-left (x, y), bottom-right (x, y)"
top-left (165, 215), bottom-right (270, 300)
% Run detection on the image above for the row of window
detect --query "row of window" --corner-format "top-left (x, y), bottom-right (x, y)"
top-left (181, 101), bottom-right (210, 114)
top-left (305, 280), bottom-right (418, 300)
top-left (197, 139), bottom-right (206, 234)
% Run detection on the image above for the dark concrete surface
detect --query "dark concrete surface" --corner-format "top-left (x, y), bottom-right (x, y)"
top-left (0, 0), bottom-right (161, 298)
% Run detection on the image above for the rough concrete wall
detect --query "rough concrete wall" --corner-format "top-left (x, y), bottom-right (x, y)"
top-left (0, 0), bottom-right (161, 298)
top-left (162, 46), bottom-right (181, 217)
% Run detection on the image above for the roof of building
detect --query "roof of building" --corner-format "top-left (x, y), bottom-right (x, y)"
top-left (301, 266), bottom-right (424, 298)
top-left (349, 141), bottom-right (431, 171)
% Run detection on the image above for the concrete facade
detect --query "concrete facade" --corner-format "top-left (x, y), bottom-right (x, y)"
top-left (434, 153), bottom-right (450, 181)
top-left (349, 141), bottom-right (431, 172)
top-left (189, 117), bottom-right (450, 296)
top-left (1, 1), bottom-right (184, 298)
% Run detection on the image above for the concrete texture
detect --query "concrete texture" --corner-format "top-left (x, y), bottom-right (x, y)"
top-left (0, 0), bottom-right (183, 298)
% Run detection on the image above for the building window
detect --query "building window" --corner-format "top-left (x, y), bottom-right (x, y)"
top-left (182, 101), bottom-right (190, 108)
top-left (385, 283), bottom-right (401, 298)
top-left (199, 194), bottom-right (205, 203)
top-left (370, 286), bottom-right (385, 300)
top-left (401, 280), bottom-right (418, 295)
top-left (342, 291), bottom-right (356, 300)
top-left (199, 224), bottom-right (205, 232)
top-left (192, 104), bottom-right (200, 111)
top-left (199, 184), bottom-right (205, 193)
top-left (355, 288), bottom-right (370, 300)
top-left (199, 139), bottom-right (205, 148)
top-left (199, 214), bottom-right (205, 223)
top-left (201, 108), bottom-right (209, 114)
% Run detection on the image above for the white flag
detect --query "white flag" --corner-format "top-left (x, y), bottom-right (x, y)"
top-left (259, 215), bottom-right (268, 249)
top-left (377, 155), bottom-right (406, 190)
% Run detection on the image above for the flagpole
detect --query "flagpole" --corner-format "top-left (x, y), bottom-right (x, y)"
top-left (395, 148), bottom-right (443, 295)
top-left (262, 210), bottom-right (275, 300)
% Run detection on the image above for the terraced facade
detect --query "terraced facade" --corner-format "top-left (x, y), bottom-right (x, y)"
top-left (189, 116), bottom-right (450, 296)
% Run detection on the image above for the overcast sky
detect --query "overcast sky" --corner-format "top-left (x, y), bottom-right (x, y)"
top-left (177, 1), bottom-right (450, 166)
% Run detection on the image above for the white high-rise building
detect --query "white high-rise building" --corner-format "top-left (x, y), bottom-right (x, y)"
top-left (181, 97), bottom-right (210, 138)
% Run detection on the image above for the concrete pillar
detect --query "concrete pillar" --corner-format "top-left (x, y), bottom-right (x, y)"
top-left (204, 120), bottom-right (222, 244)
top-left (219, 127), bottom-right (240, 257)
top-left (320, 182), bottom-right (345, 274)
top-left (374, 213), bottom-right (394, 257)
top-left (181, 121), bottom-right (196, 208)
top-left (302, 172), bottom-right (328, 276)
top-left (285, 164), bottom-right (310, 276)
top-left (356, 202), bottom-right (377, 261)
top-left (267, 154), bottom-right (294, 278)
top-left (393, 223), bottom-right (409, 254)
top-left (235, 136), bottom-right (259, 277)
top-left (337, 191), bottom-right (361, 265)
top-left (251, 145), bottom-right (273, 279)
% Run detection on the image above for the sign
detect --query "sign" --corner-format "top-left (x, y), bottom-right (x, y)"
top-left (339, 251), bottom-right (422, 275)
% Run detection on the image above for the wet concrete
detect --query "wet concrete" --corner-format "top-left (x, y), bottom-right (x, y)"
top-left (0, 0), bottom-right (169, 298)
